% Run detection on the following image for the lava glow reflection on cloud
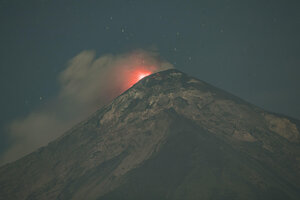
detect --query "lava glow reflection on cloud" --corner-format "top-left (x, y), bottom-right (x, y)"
top-left (127, 67), bottom-right (153, 88)
top-left (138, 71), bottom-right (151, 81)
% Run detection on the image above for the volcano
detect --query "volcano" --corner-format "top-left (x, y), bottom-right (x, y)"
top-left (0, 69), bottom-right (300, 200)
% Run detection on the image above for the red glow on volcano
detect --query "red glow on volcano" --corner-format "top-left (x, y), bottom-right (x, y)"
top-left (137, 71), bottom-right (151, 81)
top-left (127, 68), bottom-right (153, 88)
top-left (113, 63), bottom-right (157, 94)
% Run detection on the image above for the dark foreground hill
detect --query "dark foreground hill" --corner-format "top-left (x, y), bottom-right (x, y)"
top-left (0, 69), bottom-right (300, 200)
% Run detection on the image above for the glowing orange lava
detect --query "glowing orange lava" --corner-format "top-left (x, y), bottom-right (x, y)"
top-left (127, 68), bottom-right (153, 88)
top-left (137, 71), bottom-right (151, 81)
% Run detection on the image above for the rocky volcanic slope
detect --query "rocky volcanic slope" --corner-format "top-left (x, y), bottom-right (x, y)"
top-left (0, 69), bottom-right (300, 200)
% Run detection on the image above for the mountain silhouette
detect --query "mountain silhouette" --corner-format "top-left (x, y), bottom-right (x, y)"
top-left (0, 69), bottom-right (300, 200)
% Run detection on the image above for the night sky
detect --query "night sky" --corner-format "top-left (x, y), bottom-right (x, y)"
top-left (0, 0), bottom-right (299, 162)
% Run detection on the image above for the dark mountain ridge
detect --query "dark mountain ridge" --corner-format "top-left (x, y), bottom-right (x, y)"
top-left (0, 69), bottom-right (299, 200)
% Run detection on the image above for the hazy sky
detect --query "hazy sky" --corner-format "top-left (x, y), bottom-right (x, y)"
top-left (0, 0), bottom-right (299, 162)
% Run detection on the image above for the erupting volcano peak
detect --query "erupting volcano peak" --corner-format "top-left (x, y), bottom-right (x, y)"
top-left (137, 71), bottom-right (151, 81)
top-left (127, 68), bottom-right (153, 88)
top-left (1, 69), bottom-right (300, 200)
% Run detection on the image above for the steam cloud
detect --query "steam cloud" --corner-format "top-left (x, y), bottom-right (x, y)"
top-left (0, 49), bottom-right (173, 165)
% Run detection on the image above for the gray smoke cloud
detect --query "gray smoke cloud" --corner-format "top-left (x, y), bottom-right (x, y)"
top-left (0, 49), bottom-right (173, 165)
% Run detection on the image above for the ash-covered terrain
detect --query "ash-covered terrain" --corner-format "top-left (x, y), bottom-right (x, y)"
top-left (0, 69), bottom-right (300, 200)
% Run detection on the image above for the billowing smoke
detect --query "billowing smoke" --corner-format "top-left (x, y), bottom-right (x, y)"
top-left (0, 49), bottom-right (173, 165)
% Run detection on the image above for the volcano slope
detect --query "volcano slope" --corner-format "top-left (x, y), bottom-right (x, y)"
top-left (0, 69), bottom-right (300, 200)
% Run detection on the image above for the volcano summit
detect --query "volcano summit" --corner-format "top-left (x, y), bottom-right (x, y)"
top-left (0, 69), bottom-right (300, 200)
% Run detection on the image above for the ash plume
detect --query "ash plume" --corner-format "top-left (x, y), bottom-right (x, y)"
top-left (0, 49), bottom-right (173, 165)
